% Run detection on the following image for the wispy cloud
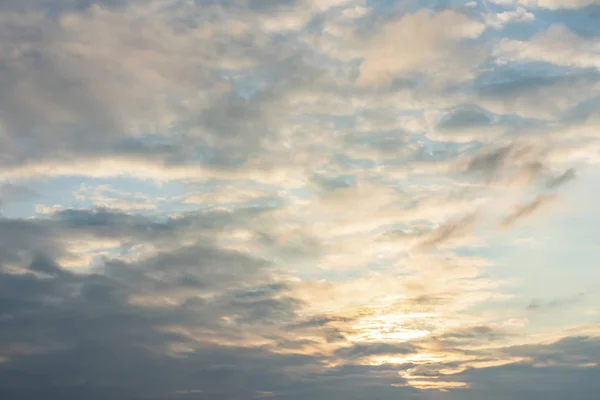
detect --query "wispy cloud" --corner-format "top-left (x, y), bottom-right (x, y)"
top-left (499, 194), bottom-right (557, 228)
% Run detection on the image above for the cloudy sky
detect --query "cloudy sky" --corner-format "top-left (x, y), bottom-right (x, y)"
top-left (1, 0), bottom-right (600, 398)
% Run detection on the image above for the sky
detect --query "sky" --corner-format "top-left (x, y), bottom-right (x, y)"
top-left (0, 0), bottom-right (600, 399)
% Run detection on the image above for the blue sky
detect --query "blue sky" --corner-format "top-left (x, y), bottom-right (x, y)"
top-left (1, 0), bottom-right (600, 399)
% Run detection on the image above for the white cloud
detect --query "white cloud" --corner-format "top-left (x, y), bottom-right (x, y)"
top-left (515, 0), bottom-right (600, 9)
top-left (486, 7), bottom-right (535, 29)
top-left (357, 10), bottom-right (485, 86)
top-left (496, 24), bottom-right (600, 70)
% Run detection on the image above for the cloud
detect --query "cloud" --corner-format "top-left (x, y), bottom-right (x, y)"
top-left (334, 342), bottom-right (419, 359)
top-left (430, 105), bottom-right (507, 143)
top-left (486, 7), bottom-right (535, 29)
top-left (462, 141), bottom-right (552, 186)
top-left (444, 336), bottom-right (600, 400)
top-left (418, 214), bottom-right (478, 250)
top-left (499, 194), bottom-right (557, 228)
top-left (0, 0), bottom-right (598, 398)
top-left (0, 207), bottom-right (323, 399)
top-left (357, 9), bottom-right (485, 86)
top-left (527, 292), bottom-right (586, 311)
top-left (434, 326), bottom-right (511, 346)
top-left (0, 2), bottom-right (319, 179)
top-left (73, 184), bottom-right (157, 211)
top-left (496, 24), bottom-right (600, 70)
top-left (546, 168), bottom-right (577, 189)
top-left (475, 69), bottom-right (600, 120)
top-left (513, 0), bottom-right (600, 9)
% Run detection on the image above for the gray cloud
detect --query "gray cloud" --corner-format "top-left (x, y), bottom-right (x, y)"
top-left (465, 142), bottom-right (548, 183)
top-left (0, 208), bottom-right (320, 400)
top-left (418, 214), bottom-right (478, 250)
top-left (499, 194), bottom-right (556, 228)
top-left (446, 336), bottom-right (600, 400)
top-left (475, 69), bottom-right (600, 119)
top-left (0, 4), bottom-right (318, 177)
top-left (527, 292), bottom-right (586, 311)
top-left (334, 343), bottom-right (419, 359)
top-left (546, 168), bottom-right (577, 189)
top-left (0, 0), bottom-right (130, 12)
top-left (437, 326), bottom-right (509, 343)
top-left (437, 106), bottom-right (493, 131)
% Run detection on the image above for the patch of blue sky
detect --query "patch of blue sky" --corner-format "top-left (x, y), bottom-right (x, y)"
top-left (372, 222), bottom-right (423, 238)
top-left (25, 176), bottom-right (190, 217)
top-left (417, 133), bottom-right (481, 160)
top-left (366, 0), bottom-right (401, 12)
top-left (333, 153), bottom-right (380, 170)
top-left (332, 116), bottom-right (356, 130)
top-left (349, 130), bottom-right (411, 148)
top-left (482, 4), bottom-right (600, 40)
top-left (533, 6), bottom-right (600, 38)
top-left (220, 69), bottom-right (266, 101)
top-left (2, 176), bottom-right (86, 218)
top-left (482, 18), bottom-right (541, 41)
top-left (466, 172), bottom-right (600, 317)
top-left (312, 173), bottom-right (357, 190)
top-left (0, 195), bottom-right (38, 219)
top-left (563, 95), bottom-right (600, 122)
top-left (476, 60), bottom-right (576, 85)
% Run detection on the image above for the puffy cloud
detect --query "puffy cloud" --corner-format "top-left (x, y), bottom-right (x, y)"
top-left (357, 10), bottom-right (485, 87)
top-left (486, 7), bottom-right (535, 29)
top-left (0, 2), bottom-right (323, 179)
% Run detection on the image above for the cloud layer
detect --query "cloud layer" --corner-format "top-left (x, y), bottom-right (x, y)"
top-left (1, 0), bottom-right (599, 399)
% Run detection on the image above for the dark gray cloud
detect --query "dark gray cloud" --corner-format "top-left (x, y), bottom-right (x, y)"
top-left (0, 247), bottom-right (417, 399)
top-left (334, 342), bottom-right (419, 359)
top-left (0, 207), bottom-right (319, 400)
top-left (447, 337), bottom-right (600, 400)
top-left (0, 186), bottom-right (597, 397)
